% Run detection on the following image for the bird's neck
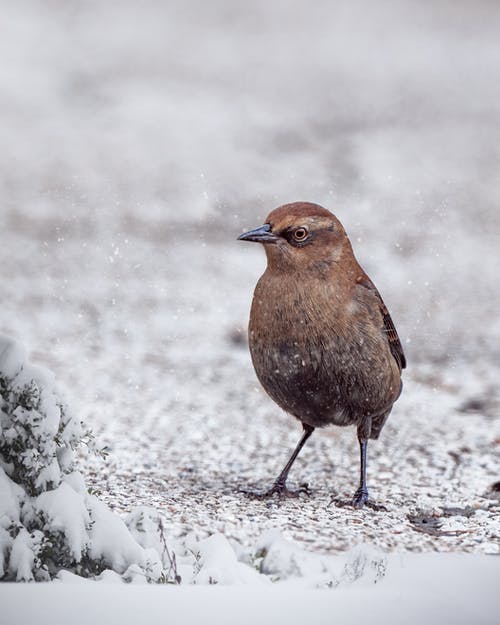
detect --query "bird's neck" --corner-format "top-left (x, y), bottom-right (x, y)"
top-left (264, 246), bottom-right (360, 284)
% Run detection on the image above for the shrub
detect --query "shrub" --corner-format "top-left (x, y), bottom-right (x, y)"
top-left (0, 335), bottom-right (177, 583)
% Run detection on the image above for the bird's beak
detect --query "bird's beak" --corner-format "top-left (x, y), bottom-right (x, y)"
top-left (237, 224), bottom-right (278, 244)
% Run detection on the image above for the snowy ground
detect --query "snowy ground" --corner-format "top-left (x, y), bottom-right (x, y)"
top-left (1, 233), bottom-right (499, 556)
top-left (3, 230), bottom-right (500, 553)
top-left (1, 0), bottom-right (500, 621)
top-left (2, 552), bottom-right (500, 625)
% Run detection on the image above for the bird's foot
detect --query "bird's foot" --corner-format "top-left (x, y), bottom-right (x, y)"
top-left (243, 481), bottom-right (311, 500)
top-left (330, 489), bottom-right (387, 512)
top-left (351, 487), bottom-right (369, 509)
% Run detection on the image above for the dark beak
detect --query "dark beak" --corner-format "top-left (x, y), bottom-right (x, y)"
top-left (237, 224), bottom-right (278, 243)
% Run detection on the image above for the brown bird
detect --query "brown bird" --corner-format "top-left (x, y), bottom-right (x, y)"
top-left (238, 202), bottom-right (406, 508)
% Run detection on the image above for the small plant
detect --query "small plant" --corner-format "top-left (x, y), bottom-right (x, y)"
top-left (159, 518), bottom-right (182, 584)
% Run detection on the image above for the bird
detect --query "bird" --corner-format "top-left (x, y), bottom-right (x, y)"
top-left (238, 201), bottom-right (406, 508)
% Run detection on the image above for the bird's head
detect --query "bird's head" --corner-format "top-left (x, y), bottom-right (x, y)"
top-left (238, 202), bottom-right (353, 274)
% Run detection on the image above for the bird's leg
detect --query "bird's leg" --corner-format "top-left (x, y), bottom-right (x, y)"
top-left (351, 435), bottom-right (369, 508)
top-left (332, 426), bottom-right (386, 511)
top-left (256, 424), bottom-right (315, 498)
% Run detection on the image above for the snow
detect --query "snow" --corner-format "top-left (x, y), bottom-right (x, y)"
top-left (7, 529), bottom-right (38, 582)
top-left (34, 483), bottom-right (90, 562)
top-left (0, 338), bottom-right (26, 380)
top-left (0, 467), bottom-right (22, 525)
top-left (1, 552), bottom-right (499, 625)
top-left (86, 498), bottom-right (149, 575)
top-left (187, 533), bottom-right (268, 585)
top-left (34, 460), bottom-right (61, 492)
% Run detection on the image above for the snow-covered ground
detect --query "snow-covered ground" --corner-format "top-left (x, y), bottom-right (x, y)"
top-left (1, 0), bottom-right (500, 621)
top-left (2, 552), bottom-right (500, 625)
top-left (2, 234), bottom-right (499, 556)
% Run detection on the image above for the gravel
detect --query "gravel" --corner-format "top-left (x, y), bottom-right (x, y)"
top-left (1, 233), bottom-right (499, 555)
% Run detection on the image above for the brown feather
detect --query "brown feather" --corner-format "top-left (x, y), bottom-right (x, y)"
top-left (355, 274), bottom-right (407, 371)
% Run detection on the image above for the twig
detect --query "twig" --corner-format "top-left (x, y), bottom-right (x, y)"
top-left (159, 517), bottom-right (181, 584)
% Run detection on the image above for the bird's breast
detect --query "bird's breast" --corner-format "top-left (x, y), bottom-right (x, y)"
top-left (248, 276), bottom-right (400, 428)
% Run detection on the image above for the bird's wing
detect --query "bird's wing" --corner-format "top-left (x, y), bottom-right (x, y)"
top-left (355, 274), bottom-right (407, 371)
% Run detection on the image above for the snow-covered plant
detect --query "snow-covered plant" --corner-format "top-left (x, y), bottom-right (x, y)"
top-left (0, 340), bottom-right (104, 499)
top-left (0, 335), bottom-right (177, 583)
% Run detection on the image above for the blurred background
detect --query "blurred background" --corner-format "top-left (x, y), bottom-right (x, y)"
top-left (1, 0), bottom-right (499, 433)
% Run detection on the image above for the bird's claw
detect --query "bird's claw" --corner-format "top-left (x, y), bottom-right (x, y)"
top-left (243, 481), bottom-right (311, 500)
top-left (330, 490), bottom-right (387, 512)
top-left (362, 500), bottom-right (388, 512)
top-left (351, 487), bottom-right (369, 508)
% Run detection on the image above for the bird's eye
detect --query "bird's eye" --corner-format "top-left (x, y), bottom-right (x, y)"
top-left (293, 227), bottom-right (308, 241)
